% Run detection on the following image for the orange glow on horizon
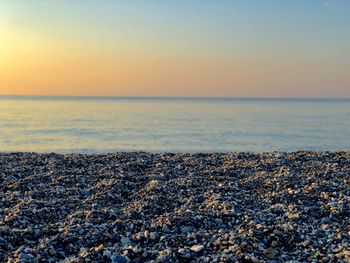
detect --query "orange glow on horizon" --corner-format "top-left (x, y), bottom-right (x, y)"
top-left (1, 1), bottom-right (349, 98)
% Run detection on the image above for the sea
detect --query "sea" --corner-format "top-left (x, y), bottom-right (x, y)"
top-left (0, 96), bottom-right (349, 153)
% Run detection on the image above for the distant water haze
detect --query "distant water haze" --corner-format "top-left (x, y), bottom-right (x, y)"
top-left (0, 96), bottom-right (349, 153)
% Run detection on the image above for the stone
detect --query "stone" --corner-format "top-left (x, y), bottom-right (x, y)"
top-left (178, 248), bottom-right (185, 254)
top-left (150, 231), bottom-right (159, 240)
top-left (0, 152), bottom-right (348, 262)
top-left (19, 253), bottom-right (34, 262)
top-left (162, 224), bottom-right (170, 233)
top-left (181, 226), bottom-right (193, 233)
top-left (96, 244), bottom-right (105, 251)
top-left (111, 255), bottom-right (129, 263)
top-left (48, 248), bottom-right (57, 256)
top-left (251, 255), bottom-right (260, 263)
top-left (263, 247), bottom-right (276, 259)
top-left (190, 244), bottom-right (204, 253)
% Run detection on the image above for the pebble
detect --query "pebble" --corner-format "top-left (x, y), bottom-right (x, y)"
top-left (19, 253), bottom-right (34, 262)
top-left (162, 224), bottom-right (170, 233)
top-left (144, 230), bottom-right (150, 239)
top-left (48, 248), bottom-right (57, 256)
top-left (251, 255), bottom-right (260, 263)
top-left (0, 152), bottom-right (348, 262)
top-left (111, 254), bottom-right (129, 263)
top-left (181, 226), bottom-right (193, 233)
top-left (150, 231), bottom-right (159, 240)
top-left (191, 245), bottom-right (204, 253)
top-left (263, 247), bottom-right (276, 259)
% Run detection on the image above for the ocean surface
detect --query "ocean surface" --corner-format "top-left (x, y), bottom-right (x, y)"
top-left (0, 96), bottom-right (349, 153)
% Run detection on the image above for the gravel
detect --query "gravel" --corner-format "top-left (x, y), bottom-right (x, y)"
top-left (0, 151), bottom-right (349, 262)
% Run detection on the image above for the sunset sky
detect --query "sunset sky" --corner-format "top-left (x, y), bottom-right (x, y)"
top-left (0, 0), bottom-right (349, 98)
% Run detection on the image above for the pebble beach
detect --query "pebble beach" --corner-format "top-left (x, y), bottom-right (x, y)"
top-left (0, 151), bottom-right (349, 262)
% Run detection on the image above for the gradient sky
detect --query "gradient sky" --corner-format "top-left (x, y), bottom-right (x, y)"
top-left (0, 0), bottom-right (349, 98)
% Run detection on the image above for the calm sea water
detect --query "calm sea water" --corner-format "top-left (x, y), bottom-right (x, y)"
top-left (0, 96), bottom-right (349, 153)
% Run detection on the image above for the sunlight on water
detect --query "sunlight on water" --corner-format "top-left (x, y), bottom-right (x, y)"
top-left (0, 97), bottom-right (349, 152)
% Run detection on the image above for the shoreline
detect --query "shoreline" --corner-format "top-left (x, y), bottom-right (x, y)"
top-left (0, 151), bottom-right (349, 262)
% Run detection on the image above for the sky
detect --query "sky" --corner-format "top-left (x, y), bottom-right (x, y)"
top-left (0, 0), bottom-right (349, 98)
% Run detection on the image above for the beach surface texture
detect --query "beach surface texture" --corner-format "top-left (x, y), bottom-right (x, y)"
top-left (0, 152), bottom-right (349, 262)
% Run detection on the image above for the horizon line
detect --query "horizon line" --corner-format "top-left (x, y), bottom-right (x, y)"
top-left (1, 94), bottom-right (350, 101)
